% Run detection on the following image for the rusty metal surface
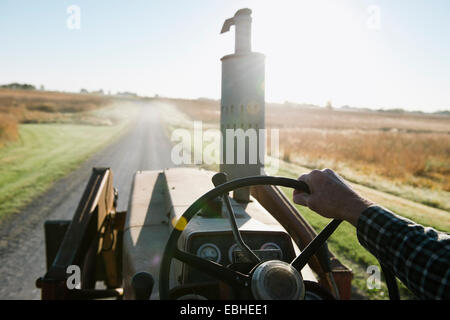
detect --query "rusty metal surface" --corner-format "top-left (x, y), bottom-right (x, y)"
top-left (38, 168), bottom-right (119, 299)
top-left (44, 168), bottom-right (112, 279)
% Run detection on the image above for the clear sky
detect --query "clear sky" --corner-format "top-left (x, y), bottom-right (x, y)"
top-left (0, 0), bottom-right (449, 112)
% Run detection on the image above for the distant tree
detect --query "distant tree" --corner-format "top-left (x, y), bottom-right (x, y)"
top-left (0, 83), bottom-right (36, 90)
top-left (80, 88), bottom-right (89, 94)
top-left (380, 108), bottom-right (405, 114)
top-left (434, 110), bottom-right (450, 116)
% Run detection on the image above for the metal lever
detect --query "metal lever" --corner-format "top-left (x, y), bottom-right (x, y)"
top-left (212, 173), bottom-right (260, 264)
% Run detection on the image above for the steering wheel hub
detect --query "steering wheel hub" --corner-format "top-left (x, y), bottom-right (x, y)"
top-left (251, 260), bottom-right (305, 300)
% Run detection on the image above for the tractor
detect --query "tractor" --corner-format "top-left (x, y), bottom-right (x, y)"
top-left (36, 8), bottom-right (394, 301)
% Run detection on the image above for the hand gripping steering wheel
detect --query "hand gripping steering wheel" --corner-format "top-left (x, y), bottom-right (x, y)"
top-left (159, 174), bottom-right (342, 300)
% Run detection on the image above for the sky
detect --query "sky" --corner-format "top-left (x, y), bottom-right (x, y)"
top-left (0, 0), bottom-right (449, 112)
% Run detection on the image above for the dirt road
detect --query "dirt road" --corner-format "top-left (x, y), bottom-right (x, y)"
top-left (0, 101), bottom-right (175, 299)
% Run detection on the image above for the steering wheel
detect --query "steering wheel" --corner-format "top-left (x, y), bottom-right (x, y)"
top-left (159, 174), bottom-right (342, 300)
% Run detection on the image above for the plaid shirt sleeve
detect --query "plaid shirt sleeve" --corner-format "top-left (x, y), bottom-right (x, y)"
top-left (356, 205), bottom-right (450, 299)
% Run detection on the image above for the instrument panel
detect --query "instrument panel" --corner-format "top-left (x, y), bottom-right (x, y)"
top-left (183, 230), bottom-right (296, 284)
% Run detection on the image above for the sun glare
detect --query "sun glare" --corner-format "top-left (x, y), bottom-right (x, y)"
top-left (240, 0), bottom-right (381, 108)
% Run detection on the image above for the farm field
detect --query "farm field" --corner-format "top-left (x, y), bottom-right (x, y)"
top-left (160, 98), bottom-right (450, 212)
top-left (0, 90), bottom-right (448, 299)
top-left (0, 88), bottom-right (113, 147)
top-left (158, 97), bottom-right (450, 299)
top-left (0, 89), bottom-right (138, 220)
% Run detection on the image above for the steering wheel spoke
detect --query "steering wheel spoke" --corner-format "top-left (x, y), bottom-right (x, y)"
top-left (173, 248), bottom-right (250, 288)
top-left (290, 219), bottom-right (342, 270)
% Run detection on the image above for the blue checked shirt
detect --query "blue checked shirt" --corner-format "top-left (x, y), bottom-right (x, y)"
top-left (357, 205), bottom-right (450, 299)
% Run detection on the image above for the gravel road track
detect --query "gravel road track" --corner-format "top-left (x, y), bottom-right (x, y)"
top-left (0, 101), bottom-right (175, 299)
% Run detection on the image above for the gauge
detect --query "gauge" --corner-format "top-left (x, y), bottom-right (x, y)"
top-left (260, 242), bottom-right (283, 259)
top-left (228, 243), bottom-right (242, 263)
top-left (196, 243), bottom-right (221, 263)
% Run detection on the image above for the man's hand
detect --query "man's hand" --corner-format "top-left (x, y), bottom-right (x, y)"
top-left (293, 169), bottom-right (373, 226)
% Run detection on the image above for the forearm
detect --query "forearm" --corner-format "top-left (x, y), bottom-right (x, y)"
top-left (356, 206), bottom-right (450, 299)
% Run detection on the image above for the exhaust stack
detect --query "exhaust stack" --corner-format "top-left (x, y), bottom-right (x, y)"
top-left (220, 8), bottom-right (266, 202)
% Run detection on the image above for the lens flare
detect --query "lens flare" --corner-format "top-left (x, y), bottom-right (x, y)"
top-left (171, 216), bottom-right (187, 231)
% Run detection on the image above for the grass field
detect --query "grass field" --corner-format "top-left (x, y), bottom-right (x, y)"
top-left (0, 100), bottom-right (138, 220)
top-left (158, 97), bottom-right (450, 299)
top-left (0, 89), bottom-right (112, 147)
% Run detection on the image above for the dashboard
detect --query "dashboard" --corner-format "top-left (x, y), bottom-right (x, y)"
top-left (182, 230), bottom-right (296, 284)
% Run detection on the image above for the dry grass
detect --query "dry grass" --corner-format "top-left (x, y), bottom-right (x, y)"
top-left (0, 89), bottom-right (111, 145)
top-left (157, 97), bottom-right (450, 132)
top-left (0, 113), bottom-right (18, 147)
top-left (160, 98), bottom-right (450, 208)
top-left (265, 105), bottom-right (450, 193)
top-left (266, 103), bottom-right (450, 133)
top-left (275, 129), bottom-right (450, 189)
